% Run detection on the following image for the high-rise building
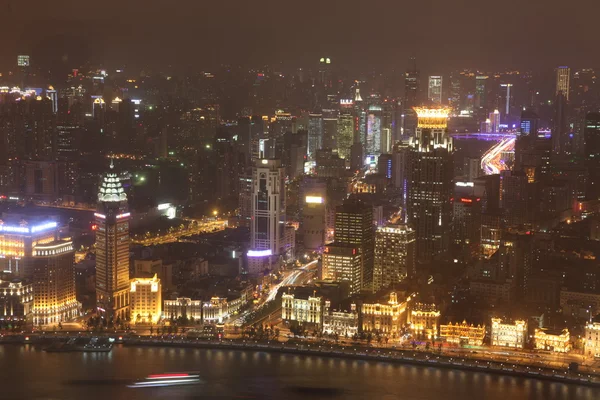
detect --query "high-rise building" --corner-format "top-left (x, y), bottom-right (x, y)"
top-left (322, 109), bottom-right (338, 150)
top-left (552, 92), bottom-right (570, 155)
top-left (248, 159), bottom-right (286, 275)
top-left (373, 223), bottom-right (416, 291)
top-left (520, 109), bottom-right (539, 137)
top-left (130, 273), bottom-right (162, 324)
top-left (95, 162), bottom-right (130, 320)
top-left (585, 112), bottom-right (600, 199)
top-left (428, 76), bottom-right (443, 105)
top-left (0, 216), bottom-right (59, 277)
top-left (556, 66), bottom-right (571, 100)
top-left (365, 104), bottom-right (382, 158)
top-left (337, 111), bottom-right (354, 159)
top-left (32, 240), bottom-right (80, 326)
top-left (322, 244), bottom-right (362, 295)
top-left (334, 199), bottom-right (374, 290)
top-left (407, 108), bottom-right (453, 262)
top-left (475, 75), bottom-right (488, 109)
top-left (308, 113), bottom-right (323, 158)
top-left (301, 181), bottom-right (327, 251)
top-left (404, 57), bottom-right (419, 109)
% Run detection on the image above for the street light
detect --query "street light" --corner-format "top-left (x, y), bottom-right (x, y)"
top-left (213, 210), bottom-right (218, 217)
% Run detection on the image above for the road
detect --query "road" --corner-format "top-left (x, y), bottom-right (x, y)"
top-left (265, 260), bottom-right (318, 303)
top-left (481, 137), bottom-right (515, 175)
top-left (132, 219), bottom-right (226, 246)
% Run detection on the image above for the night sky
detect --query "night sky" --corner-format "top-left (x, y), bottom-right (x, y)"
top-left (2, 0), bottom-right (600, 73)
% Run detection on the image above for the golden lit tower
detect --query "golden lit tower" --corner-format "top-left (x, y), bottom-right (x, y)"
top-left (32, 240), bottom-right (80, 326)
top-left (407, 108), bottom-right (453, 263)
top-left (95, 161), bottom-right (130, 321)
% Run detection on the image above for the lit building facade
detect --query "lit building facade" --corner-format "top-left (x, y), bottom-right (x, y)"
top-left (428, 76), bottom-right (443, 105)
top-left (491, 318), bottom-right (527, 348)
top-left (248, 159), bottom-right (286, 275)
top-left (408, 303), bottom-right (440, 339)
top-left (130, 274), bottom-right (162, 324)
top-left (534, 328), bottom-right (571, 353)
top-left (32, 240), bottom-right (80, 326)
top-left (334, 199), bottom-right (374, 290)
top-left (95, 162), bottom-right (131, 320)
top-left (585, 322), bottom-right (600, 358)
top-left (163, 297), bottom-right (202, 321)
top-left (407, 108), bottom-right (453, 262)
top-left (322, 301), bottom-right (358, 337)
top-left (440, 321), bottom-right (485, 346)
top-left (373, 223), bottom-right (416, 291)
top-left (302, 189), bottom-right (326, 251)
top-left (0, 219), bottom-right (58, 278)
top-left (322, 244), bottom-right (362, 295)
top-left (337, 111), bottom-right (354, 159)
top-left (202, 297), bottom-right (228, 323)
top-left (556, 66), bottom-right (570, 100)
top-left (362, 292), bottom-right (408, 335)
top-left (308, 113), bottom-right (323, 158)
top-left (0, 278), bottom-right (33, 320)
top-left (281, 290), bottom-right (322, 325)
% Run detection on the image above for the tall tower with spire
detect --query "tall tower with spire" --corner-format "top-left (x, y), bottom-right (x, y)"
top-left (95, 161), bottom-right (130, 321)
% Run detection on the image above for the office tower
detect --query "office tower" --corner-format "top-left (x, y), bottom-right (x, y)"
top-left (130, 273), bottom-right (162, 324)
top-left (573, 68), bottom-right (596, 106)
top-left (452, 196), bottom-right (482, 251)
top-left (475, 75), bottom-right (488, 109)
top-left (407, 108), bottom-right (453, 263)
top-left (301, 181), bottom-right (327, 251)
top-left (489, 109), bottom-right (500, 133)
top-left (350, 142), bottom-right (363, 171)
top-left (238, 173), bottom-right (253, 227)
top-left (32, 239), bottom-right (80, 326)
top-left (23, 161), bottom-right (59, 200)
top-left (585, 112), bottom-right (600, 199)
top-left (500, 170), bottom-right (534, 227)
top-left (315, 149), bottom-right (345, 178)
top-left (95, 162), bottom-right (131, 320)
top-left (520, 109), bottom-right (539, 136)
top-left (373, 223), bottom-right (416, 290)
top-left (333, 199), bottom-right (374, 290)
top-left (322, 243), bottom-right (362, 295)
top-left (464, 157), bottom-right (482, 181)
top-left (428, 76), bottom-right (443, 105)
top-left (282, 130), bottom-right (307, 179)
top-left (337, 111), bottom-right (354, 159)
top-left (552, 92), bottom-right (569, 155)
top-left (322, 109), bottom-right (338, 150)
top-left (248, 159), bottom-right (286, 275)
top-left (318, 57), bottom-right (332, 88)
top-left (556, 66), bottom-right (571, 100)
top-left (499, 83), bottom-right (514, 120)
top-left (378, 154), bottom-right (393, 180)
top-left (46, 87), bottom-right (58, 114)
top-left (0, 217), bottom-right (58, 277)
top-left (366, 104), bottom-right (382, 158)
top-left (250, 115), bottom-right (265, 163)
top-left (404, 57), bottom-right (419, 108)
top-left (308, 112), bottom-right (323, 158)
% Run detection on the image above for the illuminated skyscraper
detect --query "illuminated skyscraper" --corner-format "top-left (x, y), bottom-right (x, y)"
top-left (373, 223), bottom-right (416, 290)
top-left (308, 112), bottom-right (323, 158)
top-left (475, 75), bottom-right (488, 109)
top-left (556, 66), bottom-right (570, 100)
top-left (366, 104), bottom-right (382, 158)
top-left (428, 76), bottom-right (443, 105)
top-left (32, 240), bottom-right (80, 325)
top-left (337, 109), bottom-right (354, 159)
top-left (322, 109), bottom-right (338, 150)
top-left (585, 112), bottom-right (600, 198)
top-left (248, 159), bottom-right (286, 275)
top-left (404, 57), bottom-right (419, 109)
top-left (95, 162), bottom-right (130, 320)
top-left (334, 198), bottom-right (374, 290)
top-left (407, 108), bottom-right (453, 262)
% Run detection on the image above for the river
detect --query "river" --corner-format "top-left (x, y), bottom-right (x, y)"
top-left (0, 344), bottom-right (598, 400)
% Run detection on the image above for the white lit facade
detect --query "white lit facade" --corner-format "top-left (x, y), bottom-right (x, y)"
top-left (281, 291), bottom-right (322, 325)
top-left (556, 66), bottom-right (570, 100)
top-left (322, 244), bottom-right (362, 295)
top-left (428, 76), bottom-right (443, 105)
top-left (322, 301), bottom-right (358, 337)
top-left (374, 224), bottom-right (416, 290)
top-left (491, 318), bottom-right (527, 348)
top-left (95, 163), bottom-right (130, 320)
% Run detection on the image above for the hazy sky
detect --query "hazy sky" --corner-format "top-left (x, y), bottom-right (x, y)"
top-left (2, 0), bottom-right (600, 74)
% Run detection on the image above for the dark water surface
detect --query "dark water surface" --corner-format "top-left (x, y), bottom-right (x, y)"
top-left (1, 344), bottom-right (598, 400)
